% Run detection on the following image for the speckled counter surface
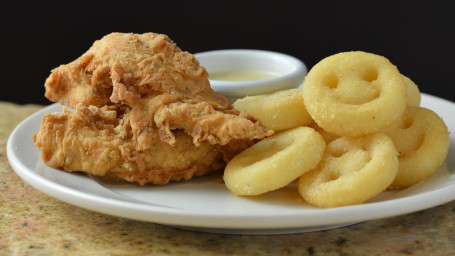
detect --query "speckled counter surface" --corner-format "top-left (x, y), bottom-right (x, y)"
top-left (1, 101), bottom-right (455, 256)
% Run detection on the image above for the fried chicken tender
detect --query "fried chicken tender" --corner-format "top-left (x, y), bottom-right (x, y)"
top-left (127, 93), bottom-right (272, 150)
top-left (35, 32), bottom-right (272, 184)
top-left (44, 32), bottom-right (227, 108)
top-left (33, 104), bottom-right (231, 185)
top-left (154, 100), bottom-right (272, 146)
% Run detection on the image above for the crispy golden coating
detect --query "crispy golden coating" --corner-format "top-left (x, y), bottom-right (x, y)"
top-left (154, 99), bottom-right (272, 146)
top-left (129, 93), bottom-right (272, 151)
top-left (44, 32), bottom-right (228, 108)
top-left (33, 104), bottom-right (255, 185)
top-left (34, 105), bottom-right (129, 176)
top-left (36, 32), bottom-right (272, 185)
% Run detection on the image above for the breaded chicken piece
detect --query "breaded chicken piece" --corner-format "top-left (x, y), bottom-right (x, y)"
top-left (154, 99), bottom-right (273, 146)
top-left (44, 32), bottom-right (228, 108)
top-left (36, 32), bottom-right (273, 184)
top-left (33, 104), bottom-right (242, 185)
top-left (44, 32), bottom-right (270, 149)
top-left (129, 93), bottom-right (272, 150)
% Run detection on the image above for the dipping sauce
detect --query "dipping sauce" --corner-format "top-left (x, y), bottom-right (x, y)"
top-left (209, 71), bottom-right (276, 81)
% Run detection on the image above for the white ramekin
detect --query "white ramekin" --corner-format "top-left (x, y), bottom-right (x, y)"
top-left (194, 49), bottom-right (307, 102)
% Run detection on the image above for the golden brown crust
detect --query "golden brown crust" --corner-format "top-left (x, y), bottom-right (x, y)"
top-left (33, 104), bottom-right (229, 185)
top-left (35, 32), bottom-right (272, 185)
top-left (154, 99), bottom-right (273, 146)
top-left (44, 32), bottom-right (228, 108)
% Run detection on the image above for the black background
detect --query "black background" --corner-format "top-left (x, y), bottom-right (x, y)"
top-left (2, 1), bottom-right (454, 105)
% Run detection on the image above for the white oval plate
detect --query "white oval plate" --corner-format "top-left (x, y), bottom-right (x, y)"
top-left (7, 93), bottom-right (455, 235)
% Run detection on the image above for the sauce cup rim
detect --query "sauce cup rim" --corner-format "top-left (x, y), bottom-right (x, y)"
top-left (194, 49), bottom-right (307, 97)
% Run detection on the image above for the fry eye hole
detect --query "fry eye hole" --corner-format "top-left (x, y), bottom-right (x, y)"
top-left (362, 67), bottom-right (379, 82)
top-left (331, 148), bottom-right (348, 158)
top-left (323, 73), bottom-right (339, 89)
top-left (402, 115), bottom-right (414, 129)
top-left (326, 171), bottom-right (340, 182)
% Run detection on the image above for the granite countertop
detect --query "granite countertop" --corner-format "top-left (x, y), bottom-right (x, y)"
top-left (1, 101), bottom-right (455, 256)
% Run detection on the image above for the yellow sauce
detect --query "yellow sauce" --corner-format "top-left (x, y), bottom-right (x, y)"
top-left (209, 71), bottom-right (276, 81)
